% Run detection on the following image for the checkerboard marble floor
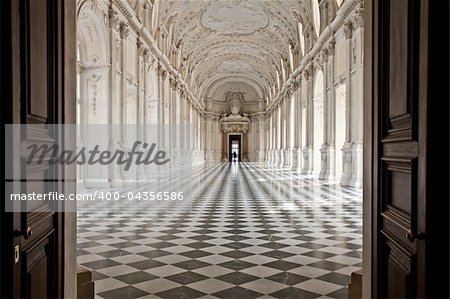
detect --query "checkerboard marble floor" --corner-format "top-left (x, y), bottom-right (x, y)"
top-left (77, 162), bottom-right (362, 299)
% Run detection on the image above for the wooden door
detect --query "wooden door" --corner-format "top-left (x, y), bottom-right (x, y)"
top-left (367, 0), bottom-right (449, 297)
top-left (1, 0), bottom-right (76, 298)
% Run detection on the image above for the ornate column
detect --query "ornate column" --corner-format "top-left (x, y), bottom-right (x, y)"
top-left (107, 9), bottom-right (121, 186)
top-left (327, 37), bottom-right (337, 180)
top-left (186, 101), bottom-right (193, 165)
top-left (302, 66), bottom-right (313, 174)
top-left (172, 80), bottom-right (181, 168)
top-left (267, 113), bottom-right (272, 164)
top-left (193, 109), bottom-right (199, 164)
top-left (319, 48), bottom-right (330, 180)
top-left (204, 113), bottom-right (213, 161)
top-left (144, 56), bottom-right (158, 178)
top-left (341, 20), bottom-right (354, 186)
top-left (136, 39), bottom-right (147, 181)
top-left (157, 64), bottom-right (166, 150)
top-left (258, 115), bottom-right (266, 161)
top-left (350, 5), bottom-right (364, 187)
top-left (179, 92), bottom-right (186, 164)
top-left (199, 112), bottom-right (203, 163)
top-left (271, 110), bottom-right (276, 165)
top-left (279, 102), bottom-right (285, 167)
top-left (163, 75), bottom-right (171, 148)
top-left (307, 65), bottom-right (314, 175)
top-left (291, 77), bottom-right (302, 172)
top-left (168, 76), bottom-right (177, 168)
top-left (249, 117), bottom-right (257, 161)
top-left (200, 114), bottom-right (205, 162)
top-left (276, 105), bottom-right (282, 167)
top-left (271, 110), bottom-right (278, 165)
top-left (118, 21), bottom-right (130, 182)
top-left (283, 92), bottom-right (292, 168)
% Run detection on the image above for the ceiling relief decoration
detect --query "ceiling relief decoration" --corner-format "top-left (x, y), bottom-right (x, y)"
top-left (217, 59), bottom-right (255, 74)
top-left (158, 0), bottom-right (315, 109)
top-left (201, 0), bottom-right (269, 36)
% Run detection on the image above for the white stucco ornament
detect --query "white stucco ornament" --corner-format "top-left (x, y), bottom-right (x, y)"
top-left (219, 92), bottom-right (250, 133)
top-left (201, 0), bottom-right (269, 35)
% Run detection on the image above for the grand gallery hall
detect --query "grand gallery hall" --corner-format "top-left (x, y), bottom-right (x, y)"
top-left (1, 0), bottom-right (448, 298)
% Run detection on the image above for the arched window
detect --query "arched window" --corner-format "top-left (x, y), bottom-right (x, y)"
top-left (312, 0), bottom-right (321, 37)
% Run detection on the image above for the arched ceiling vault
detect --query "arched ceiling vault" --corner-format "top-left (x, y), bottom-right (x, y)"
top-left (157, 0), bottom-right (314, 101)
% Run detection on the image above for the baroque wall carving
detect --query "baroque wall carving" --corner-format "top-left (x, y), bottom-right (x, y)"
top-left (201, 0), bottom-right (270, 35)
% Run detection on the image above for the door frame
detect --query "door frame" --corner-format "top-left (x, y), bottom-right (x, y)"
top-left (228, 133), bottom-right (242, 162)
top-left (362, 0), bottom-right (374, 297)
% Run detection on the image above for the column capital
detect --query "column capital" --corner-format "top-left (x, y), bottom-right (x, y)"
top-left (295, 74), bottom-right (302, 87)
top-left (137, 38), bottom-right (147, 58)
top-left (319, 48), bottom-right (329, 64)
top-left (142, 49), bottom-right (151, 62)
top-left (328, 37), bottom-right (336, 54)
top-left (177, 83), bottom-right (184, 94)
top-left (303, 64), bottom-right (313, 81)
top-left (353, 2), bottom-right (365, 28)
top-left (119, 22), bottom-right (129, 39)
top-left (343, 21), bottom-right (354, 39)
top-left (292, 80), bottom-right (299, 91)
top-left (303, 70), bottom-right (310, 81)
top-left (157, 64), bottom-right (167, 80)
top-left (169, 76), bottom-right (178, 89)
top-left (108, 8), bottom-right (120, 30)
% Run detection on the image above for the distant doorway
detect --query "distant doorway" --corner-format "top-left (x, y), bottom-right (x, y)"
top-left (228, 135), bottom-right (241, 162)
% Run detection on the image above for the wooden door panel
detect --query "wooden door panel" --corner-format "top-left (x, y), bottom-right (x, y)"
top-left (10, 0), bottom-right (62, 298)
top-left (382, 158), bottom-right (416, 222)
top-left (24, 235), bottom-right (53, 299)
top-left (3, 0), bottom-right (76, 297)
top-left (385, 240), bottom-right (414, 299)
top-left (29, 0), bottom-right (48, 119)
top-left (388, 0), bottom-right (409, 120)
top-left (374, 0), bottom-right (425, 297)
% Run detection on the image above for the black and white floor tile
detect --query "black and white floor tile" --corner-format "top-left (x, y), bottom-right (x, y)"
top-left (77, 162), bottom-right (362, 299)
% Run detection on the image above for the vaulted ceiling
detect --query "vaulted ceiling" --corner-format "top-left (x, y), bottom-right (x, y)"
top-left (157, 0), bottom-right (316, 102)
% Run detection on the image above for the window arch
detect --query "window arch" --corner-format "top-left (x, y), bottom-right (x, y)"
top-left (312, 0), bottom-right (321, 37)
top-left (298, 22), bottom-right (305, 56)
